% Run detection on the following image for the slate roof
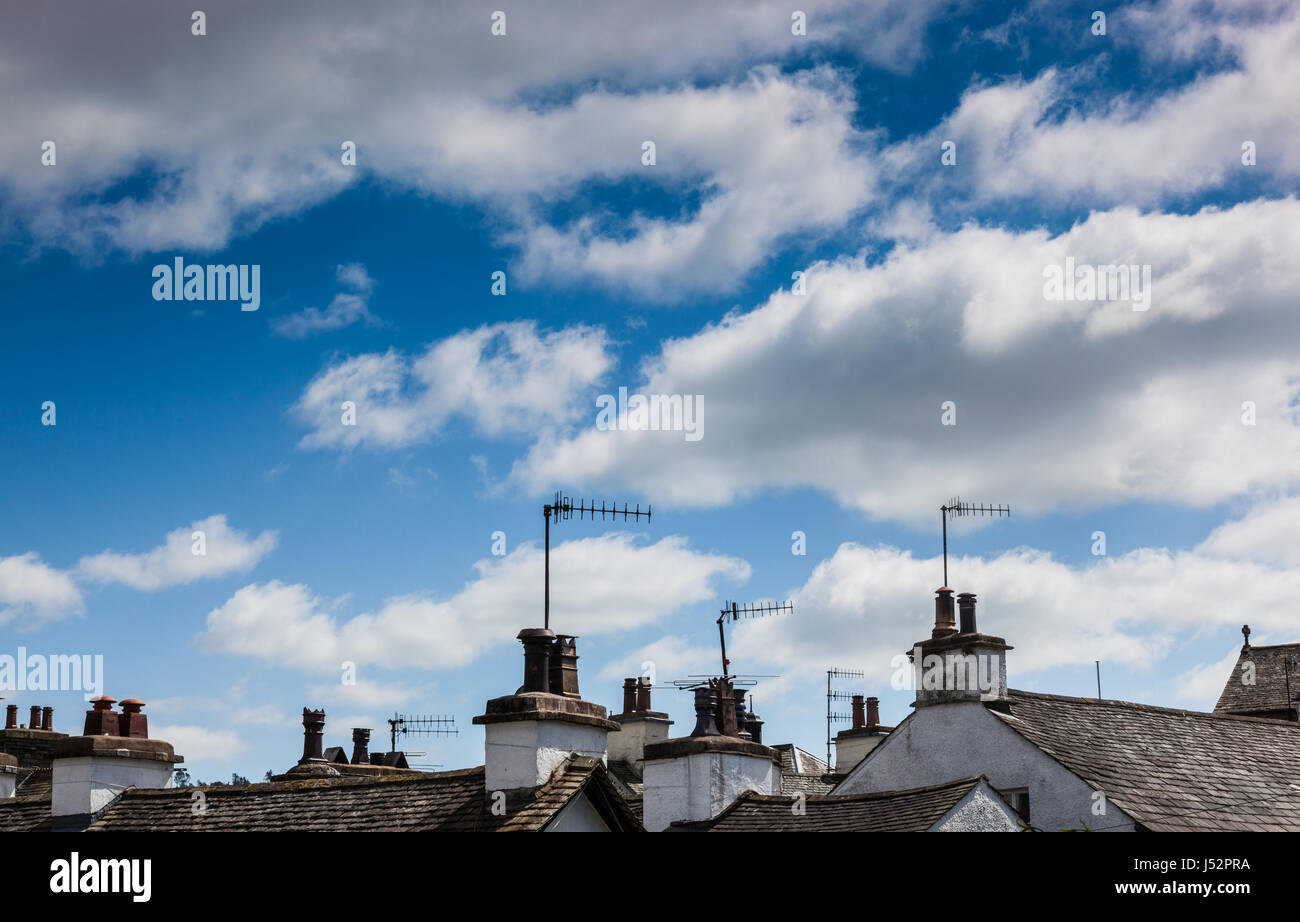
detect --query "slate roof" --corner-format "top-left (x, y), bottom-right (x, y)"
top-left (1214, 642), bottom-right (1300, 717)
top-left (994, 689), bottom-right (1300, 831)
top-left (607, 759), bottom-right (644, 794)
top-left (15, 766), bottom-right (51, 800)
top-left (771, 743), bottom-right (830, 776)
top-left (0, 796), bottom-right (54, 832)
top-left (690, 775), bottom-right (988, 832)
top-left (781, 772), bottom-right (835, 797)
top-left (0, 756), bottom-right (640, 832)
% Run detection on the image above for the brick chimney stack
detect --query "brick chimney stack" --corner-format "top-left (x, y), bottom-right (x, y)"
top-left (118, 700), bottom-right (148, 739)
top-left (29, 706), bottom-right (41, 730)
top-left (5, 705), bottom-right (16, 730)
top-left (41, 707), bottom-right (53, 732)
top-left (83, 696), bottom-right (119, 736)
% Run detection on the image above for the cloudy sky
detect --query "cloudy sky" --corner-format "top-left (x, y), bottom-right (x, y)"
top-left (2, 0), bottom-right (1298, 778)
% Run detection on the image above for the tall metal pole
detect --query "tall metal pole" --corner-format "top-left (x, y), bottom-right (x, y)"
top-left (942, 508), bottom-right (948, 586)
top-left (827, 671), bottom-right (833, 768)
top-left (544, 511), bottom-right (550, 630)
top-left (1095, 661), bottom-right (1101, 699)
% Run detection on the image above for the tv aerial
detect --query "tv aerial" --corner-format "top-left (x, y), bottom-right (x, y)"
top-left (940, 498), bottom-right (1010, 586)
top-left (543, 492), bottom-right (651, 629)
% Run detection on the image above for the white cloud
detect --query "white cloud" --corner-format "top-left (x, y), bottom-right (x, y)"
top-left (517, 198), bottom-right (1300, 525)
top-left (77, 515), bottom-right (278, 591)
top-left (722, 496), bottom-right (1300, 692)
top-left (197, 534), bottom-right (750, 672)
top-left (294, 321), bottom-right (613, 450)
top-left (153, 725), bottom-right (250, 763)
top-left (0, 552), bottom-right (83, 629)
top-left (272, 263), bottom-right (376, 338)
top-left (0, 1), bottom-right (939, 294)
top-left (892, 1), bottom-right (1300, 209)
top-left (1175, 646), bottom-right (1242, 705)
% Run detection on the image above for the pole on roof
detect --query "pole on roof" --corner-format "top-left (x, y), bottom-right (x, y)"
top-left (1095, 661), bottom-right (1102, 699)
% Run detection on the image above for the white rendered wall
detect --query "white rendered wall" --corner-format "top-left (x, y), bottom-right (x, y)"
top-left (483, 719), bottom-right (608, 792)
top-left (642, 751), bottom-right (778, 832)
top-left (0, 772), bottom-right (14, 799)
top-left (607, 717), bottom-right (670, 771)
top-left (546, 791), bottom-right (611, 831)
top-left (834, 734), bottom-right (882, 773)
top-left (933, 784), bottom-right (1019, 831)
top-left (835, 701), bottom-right (1135, 832)
top-left (52, 756), bottom-right (175, 817)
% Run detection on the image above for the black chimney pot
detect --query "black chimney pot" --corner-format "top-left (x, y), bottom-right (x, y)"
top-left (516, 628), bottom-right (556, 694)
top-left (351, 727), bottom-right (371, 765)
top-left (689, 686), bottom-right (720, 737)
top-left (957, 592), bottom-right (977, 634)
top-left (299, 708), bottom-right (326, 764)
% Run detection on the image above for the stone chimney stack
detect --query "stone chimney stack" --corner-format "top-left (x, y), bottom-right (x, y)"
top-left (475, 629), bottom-right (615, 806)
top-left (912, 588), bottom-right (1011, 707)
top-left (642, 677), bottom-right (780, 831)
top-left (51, 696), bottom-right (181, 831)
top-left (607, 676), bottom-right (673, 775)
top-left (835, 695), bottom-right (892, 772)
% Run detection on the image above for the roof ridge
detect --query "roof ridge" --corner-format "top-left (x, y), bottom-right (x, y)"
top-left (120, 765), bottom-right (485, 798)
top-left (741, 774), bottom-right (986, 806)
top-left (1007, 688), bottom-right (1300, 727)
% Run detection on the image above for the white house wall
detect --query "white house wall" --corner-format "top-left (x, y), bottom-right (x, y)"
top-left (837, 701), bottom-right (1136, 832)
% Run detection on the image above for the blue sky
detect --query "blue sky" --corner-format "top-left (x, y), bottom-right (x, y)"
top-left (2, 0), bottom-right (1299, 778)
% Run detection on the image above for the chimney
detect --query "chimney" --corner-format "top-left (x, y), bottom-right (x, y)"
top-left (642, 678), bottom-right (780, 831)
top-left (29, 706), bottom-right (41, 730)
top-left (351, 728), bottom-right (371, 765)
top-left (744, 707), bottom-right (764, 744)
top-left (958, 593), bottom-right (977, 634)
top-left (4, 705), bottom-right (16, 730)
top-left (299, 708), bottom-right (326, 764)
top-left (83, 696), bottom-right (119, 736)
top-left (932, 588), bottom-right (957, 638)
top-left (608, 677), bottom-right (673, 775)
top-left (118, 700), bottom-right (147, 739)
top-left (835, 694), bottom-right (891, 772)
top-left (548, 634), bottom-right (581, 698)
top-left (689, 685), bottom-right (720, 737)
top-left (475, 628), bottom-right (616, 804)
top-left (516, 628), bottom-right (555, 693)
top-left (51, 698), bottom-right (181, 831)
top-left (911, 589), bottom-right (1012, 708)
top-left (41, 707), bottom-right (53, 732)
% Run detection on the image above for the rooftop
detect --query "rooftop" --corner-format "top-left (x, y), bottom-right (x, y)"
top-left (995, 689), bottom-right (1300, 831)
top-left (682, 775), bottom-right (994, 832)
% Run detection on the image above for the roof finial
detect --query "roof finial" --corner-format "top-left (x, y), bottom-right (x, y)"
top-left (1242, 624), bottom-right (1251, 648)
